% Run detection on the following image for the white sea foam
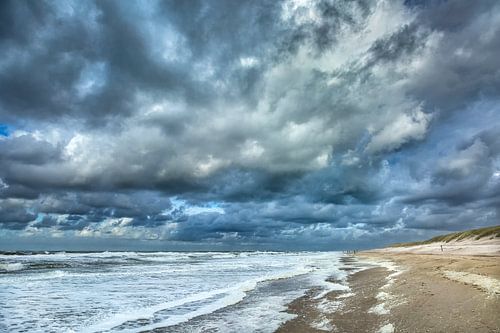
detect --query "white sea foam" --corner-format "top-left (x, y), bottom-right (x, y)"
top-left (310, 316), bottom-right (334, 331)
top-left (338, 291), bottom-right (355, 298)
top-left (0, 251), bottom-right (350, 333)
top-left (0, 262), bottom-right (25, 271)
top-left (377, 323), bottom-right (395, 333)
top-left (83, 265), bottom-right (313, 333)
top-left (309, 254), bottom-right (352, 299)
top-left (82, 287), bottom-right (235, 333)
top-left (191, 294), bottom-right (299, 333)
top-left (368, 302), bottom-right (389, 315)
top-left (316, 298), bottom-right (343, 314)
top-left (360, 258), bottom-right (404, 316)
top-left (118, 288), bottom-right (250, 333)
top-left (365, 259), bottom-right (404, 289)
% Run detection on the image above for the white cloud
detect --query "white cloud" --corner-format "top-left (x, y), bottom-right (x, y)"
top-left (239, 57), bottom-right (259, 68)
top-left (366, 106), bottom-right (432, 154)
top-left (438, 139), bottom-right (489, 177)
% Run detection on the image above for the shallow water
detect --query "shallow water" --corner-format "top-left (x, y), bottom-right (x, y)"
top-left (0, 251), bottom-right (357, 333)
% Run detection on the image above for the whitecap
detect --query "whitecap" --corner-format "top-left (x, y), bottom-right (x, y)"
top-left (0, 262), bottom-right (25, 272)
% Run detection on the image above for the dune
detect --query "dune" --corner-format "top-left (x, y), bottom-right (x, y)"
top-left (370, 225), bottom-right (500, 256)
top-left (370, 236), bottom-right (500, 256)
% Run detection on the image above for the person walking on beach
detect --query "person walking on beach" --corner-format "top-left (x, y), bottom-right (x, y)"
top-left (440, 245), bottom-right (443, 252)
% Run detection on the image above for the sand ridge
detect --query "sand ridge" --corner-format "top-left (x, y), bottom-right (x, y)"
top-left (442, 270), bottom-right (500, 295)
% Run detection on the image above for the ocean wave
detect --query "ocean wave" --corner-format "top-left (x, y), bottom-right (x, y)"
top-left (1, 252), bottom-right (348, 333)
top-left (0, 262), bottom-right (26, 272)
top-left (81, 265), bottom-right (314, 333)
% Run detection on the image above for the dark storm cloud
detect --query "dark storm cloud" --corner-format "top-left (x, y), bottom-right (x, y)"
top-left (0, 199), bottom-right (37, 230)
top-left (414, 0), bottom-right (497, 31)
top-left (32, 215), bottom-right (59, 228)
top-left (0, 134), bottom-right (61, 165)
top-left (0, 0), bottom-right (296, 124)
top-left (0, 0), bottom-right (499, 249)
top-left (0, 1), bottom-right (49, 45)
top-left (0, 0), bottom-right (201, 124)
top-left (35, 191), bottom-right (171, 220)
top-left (403, 125), bottom-right (500, 207)
top-left (0, 184), bottom-right (40, 200)
top-left (406, 0), bottom-right (500, 114)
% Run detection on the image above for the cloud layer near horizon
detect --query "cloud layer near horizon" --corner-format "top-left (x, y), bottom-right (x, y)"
top-left (1, 0), bottom-right (499, 250)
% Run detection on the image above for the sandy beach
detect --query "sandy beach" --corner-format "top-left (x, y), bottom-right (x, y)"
top-left (276, 241), bottom-right (500, 333)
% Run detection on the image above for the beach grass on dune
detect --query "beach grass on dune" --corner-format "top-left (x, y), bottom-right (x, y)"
top-left (390, 225), bottom-right (500, 247)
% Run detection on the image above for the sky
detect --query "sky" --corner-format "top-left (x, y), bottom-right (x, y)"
top-left (0, 0), bottom-right (499, 251)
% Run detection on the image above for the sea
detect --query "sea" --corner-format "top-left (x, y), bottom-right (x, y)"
top-left (0, 251), bottom-right (367, 333)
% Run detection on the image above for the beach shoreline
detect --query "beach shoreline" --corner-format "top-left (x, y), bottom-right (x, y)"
top-left (276, 251), bottom-right (500, 333)
top-left (276, 261), bottom-right (391, 333)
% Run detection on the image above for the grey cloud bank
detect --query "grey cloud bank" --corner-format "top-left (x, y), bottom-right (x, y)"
top-left (0, 0), bottom-right (499, 250)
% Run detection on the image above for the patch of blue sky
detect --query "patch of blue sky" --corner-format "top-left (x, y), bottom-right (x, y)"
top-left (185, 202), bottom-right (225, 215)
top-left (167, 197), bottom-right (225, 216)
top-left (0, 123), bottom-right (11, 137)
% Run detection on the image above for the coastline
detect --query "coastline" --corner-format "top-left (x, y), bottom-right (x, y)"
top-left (276, 264), bottom-right (391, 332)
top-left (276, 251), bottom-right (500, 333)
top-left (3, 250), bottom-right (499, 331)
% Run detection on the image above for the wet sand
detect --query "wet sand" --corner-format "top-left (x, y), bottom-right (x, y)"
top-left (276, 256), bottom-right (391, 333)
top-left (276, 253), bottom-right (500, 333)
top-left (276, 267), bottom-right (389, 333)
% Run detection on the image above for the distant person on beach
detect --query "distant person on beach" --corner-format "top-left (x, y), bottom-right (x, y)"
top-left (440, 245), bottom-right (443, 252)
